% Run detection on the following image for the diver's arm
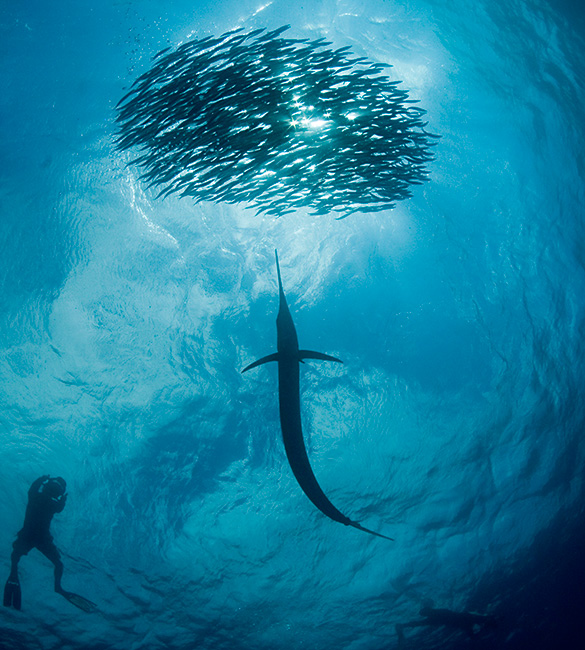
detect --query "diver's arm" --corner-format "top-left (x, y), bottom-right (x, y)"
top-left (53, 493), bottom-right (67, 513)
top-left (28, 475), bottom-right (50, 497)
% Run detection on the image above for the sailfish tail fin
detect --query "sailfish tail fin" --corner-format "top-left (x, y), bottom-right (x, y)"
top-left (349, 521), bottom-right (394, 541)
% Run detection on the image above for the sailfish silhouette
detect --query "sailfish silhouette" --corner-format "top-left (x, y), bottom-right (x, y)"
top-left (242, 251), bottom-right (393, 541)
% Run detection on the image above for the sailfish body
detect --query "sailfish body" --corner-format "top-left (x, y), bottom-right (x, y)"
top-left (242, 251), bottom-right (393, 541)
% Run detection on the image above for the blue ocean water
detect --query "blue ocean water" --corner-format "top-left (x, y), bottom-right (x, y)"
top-left (1, 0), bottom-right (584, 648)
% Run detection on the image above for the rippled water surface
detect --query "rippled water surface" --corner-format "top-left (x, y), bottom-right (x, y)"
top-left (1, 1), bottom-right (584, 649)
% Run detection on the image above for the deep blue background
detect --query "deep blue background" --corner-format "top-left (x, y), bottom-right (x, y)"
top-left (1, 1), bottom-right (584, 648)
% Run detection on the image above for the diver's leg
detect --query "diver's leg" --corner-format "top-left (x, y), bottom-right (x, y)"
top-left (4, 540), bottom-right (26, 609)
top-left (9, 547), bottom-right (23, 580)
top-left (9, 534), bottom-right (31, 578)
top-left (37, 541), bottom-right (64, 593)
top-left (38, 543), bottom-right (97, 613)
top-left (54, 557), bottom-right (64, 593)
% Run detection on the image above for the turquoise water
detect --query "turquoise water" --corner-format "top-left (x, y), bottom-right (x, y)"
top-left (1, 1), bottom-right (584, 648)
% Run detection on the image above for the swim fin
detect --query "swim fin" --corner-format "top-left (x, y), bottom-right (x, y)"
top-left (3, 578), bottom-right (21, 610)
top-left (60, 590), bottom-right (97, 613)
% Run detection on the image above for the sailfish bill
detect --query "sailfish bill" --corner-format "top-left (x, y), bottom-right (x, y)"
top-left (242, 251), bottom-right (393, 541)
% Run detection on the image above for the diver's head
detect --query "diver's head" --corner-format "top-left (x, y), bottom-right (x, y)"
top-left (43, 477), bottom-right (67, 498)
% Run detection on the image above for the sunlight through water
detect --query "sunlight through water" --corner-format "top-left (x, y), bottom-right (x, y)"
top-left (0, 1), bottom-right (584, 649)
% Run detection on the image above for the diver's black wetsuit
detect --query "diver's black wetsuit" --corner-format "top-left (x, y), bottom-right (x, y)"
top-left (4, 476), bottom-right (97, 613)
top-left (11, 475), bottom-right (67, 577)
top-left (4, 476), bottom-right (67, 610)
top-left (4, 475), bottom-right (96, 613)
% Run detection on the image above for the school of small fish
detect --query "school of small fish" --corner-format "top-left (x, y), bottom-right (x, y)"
top-left (115, 25), bottom-right (438, 218)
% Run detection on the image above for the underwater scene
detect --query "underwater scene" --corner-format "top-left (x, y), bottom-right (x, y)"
top-left (1, 0), bottom-right (584, 648)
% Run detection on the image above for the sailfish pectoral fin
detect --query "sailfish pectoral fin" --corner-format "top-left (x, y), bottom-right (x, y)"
top-left (241, 352), bottom-right (281, 373)
top-left (298, 350), bottom-right (343, 364)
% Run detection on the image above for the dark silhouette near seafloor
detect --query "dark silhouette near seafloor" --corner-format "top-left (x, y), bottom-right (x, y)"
top-left (396, 606), bottom-right (498, 644)
top-left (3, 475), bottom-right (97, 613)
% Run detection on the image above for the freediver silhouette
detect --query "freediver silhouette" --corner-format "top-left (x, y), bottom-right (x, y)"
top-left (395, 605), bottom-right (498, 644)
top-left (3, 475), bottom-right (97, 613)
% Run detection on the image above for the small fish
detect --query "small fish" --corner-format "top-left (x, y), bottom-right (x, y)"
top-left (116, 26), bottom-right (438, 218)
